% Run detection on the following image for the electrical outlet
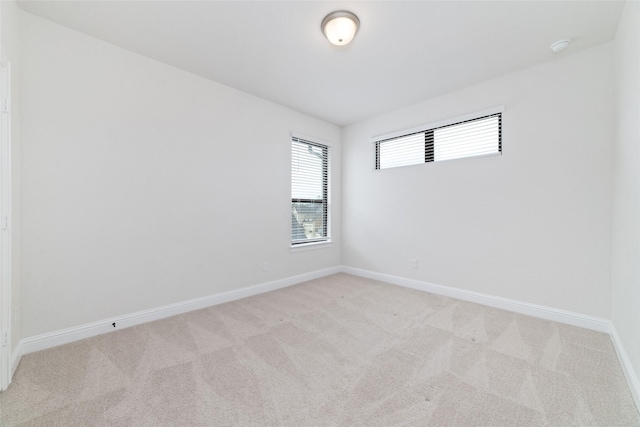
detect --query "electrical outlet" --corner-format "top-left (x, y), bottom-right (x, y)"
top-left (410, 259), bottom-right (418, 269)
top-left (263, 261), bottom-right (269, 272)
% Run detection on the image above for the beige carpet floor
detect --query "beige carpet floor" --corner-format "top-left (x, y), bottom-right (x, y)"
top-left (1, 273), bottom-right (639, 426)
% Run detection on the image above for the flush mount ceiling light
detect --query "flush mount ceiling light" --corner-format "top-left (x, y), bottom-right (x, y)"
top-left (550, 39), bottom-right (571, 53)
top-left (321, 11), bottom-right (360, 46)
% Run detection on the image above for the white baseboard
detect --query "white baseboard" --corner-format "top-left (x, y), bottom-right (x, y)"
top-left (609, 323), bottom-right (640, 411)
top-left (21, 266), bottom-right (341, 355)
top-left (12, 265), bottom-right (640, 413)
top-left (11, 341), bottom-right (22, 376)
top-left (340, 266), bottom-right (610, 333)
top-left (342, 267), bottom-right (639, 412)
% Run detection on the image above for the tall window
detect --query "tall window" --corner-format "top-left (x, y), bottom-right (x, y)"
top-left (291, 136), bottom-right (329, 245)
top-left (375, 112), bottom-right (502, 170)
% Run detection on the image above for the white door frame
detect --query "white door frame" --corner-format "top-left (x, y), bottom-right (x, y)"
top-left (0, 56), bottom-right (13, 391)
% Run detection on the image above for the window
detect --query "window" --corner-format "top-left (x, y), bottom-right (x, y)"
top-left (375, 112), bottom-right (502, 170)
top-left (291, 136), bottom-right (329, 245)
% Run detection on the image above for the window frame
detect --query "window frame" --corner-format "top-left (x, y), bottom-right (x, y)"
top-left (290, 133), bottom-right (331, 248)
top-left (372, 107), bottom-right (504, 171)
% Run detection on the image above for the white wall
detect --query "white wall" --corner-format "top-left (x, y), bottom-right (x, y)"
top-left (13, 2), bottom-right (634, 365)
top-left (20, 12), bottom-right (341, 338)
top-left (342, 43), bottom-right (615, 318)
top-left (1, 0), bottom-right (22, 352)
top-left (611, 0), bottom-right (640, 388)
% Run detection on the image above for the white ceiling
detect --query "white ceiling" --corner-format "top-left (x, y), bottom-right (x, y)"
top-left (17, 1), bottom-right (625, 126)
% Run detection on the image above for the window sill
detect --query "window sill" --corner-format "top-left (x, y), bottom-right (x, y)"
top-left (290, 241), bottom-right (332, 253)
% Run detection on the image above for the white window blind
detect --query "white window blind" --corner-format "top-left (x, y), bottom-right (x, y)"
top-left (375, 112), bottom-right (502, 170)
top-left (377, 132), bottom-right (425, 170)
top-left (291, 136), bottom-right (329, 245)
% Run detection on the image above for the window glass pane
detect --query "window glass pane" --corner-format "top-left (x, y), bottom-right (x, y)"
top-left (378, 132), bottom-right (424, 169)
top-left (434, 115), bottom-right (500, 161)
top-left (292, 201), bottom-right (325, 242)
top-left (374, 112), bottom-right (501, 169)
top-left (292, 142), bottom-right (324, 199)
top-left (291, 138), bottom-right (329, 245)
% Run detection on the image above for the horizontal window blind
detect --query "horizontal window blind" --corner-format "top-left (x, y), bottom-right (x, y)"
top-left (434, 114), bottom-right (501, 161)
top-left (376, 132), bottom-right (425, 170)
top-left (291, 136), bottom-right (329, 245)
top-left (375, 112), bottom-right (502, 170)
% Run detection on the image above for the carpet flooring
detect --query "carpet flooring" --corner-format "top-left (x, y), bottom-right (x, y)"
top-left (1, 273), bottom-right (639, 426)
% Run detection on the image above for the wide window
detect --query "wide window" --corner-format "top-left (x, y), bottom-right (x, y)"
top-left (375, 112), bottom-right (502, 170)
top-left (291, 136), bottom-right (329, 245)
